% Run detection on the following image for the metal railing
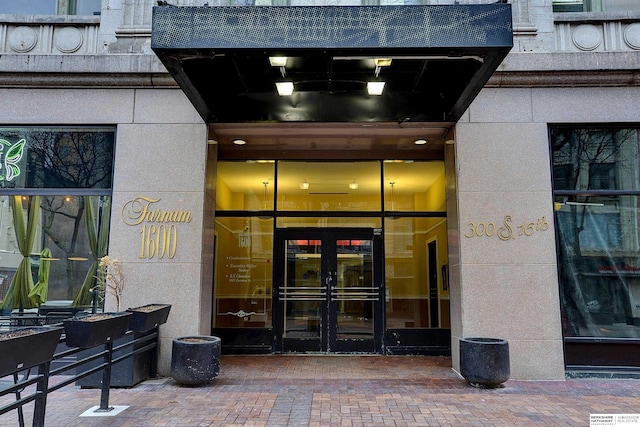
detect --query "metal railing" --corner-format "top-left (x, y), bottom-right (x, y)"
top-left (0, 326), bottom-right (159, 427)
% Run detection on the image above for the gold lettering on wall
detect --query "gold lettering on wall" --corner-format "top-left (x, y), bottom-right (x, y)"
top-left (464, 215), bottom-right (550, 240)
top-left (121, 196), bottom-right (192, 226)
top-left (121, 196), bottom-right (192, 259)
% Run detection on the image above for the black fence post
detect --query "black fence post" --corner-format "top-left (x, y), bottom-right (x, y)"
top-left (150, 327), bottom-right (159, 378)
top-left (33, 362), bottom-right (51, 427)
top-left (96, 340), bottom-right (114, 412)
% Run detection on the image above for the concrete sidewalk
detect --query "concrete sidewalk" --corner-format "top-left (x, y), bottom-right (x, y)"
top-left (2, 355), bottom-right (640, 426)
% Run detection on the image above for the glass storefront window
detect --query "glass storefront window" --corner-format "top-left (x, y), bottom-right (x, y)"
top-left (384, 216), bottom-right (448, 328)
top-left (555, 195), bottom-right (640, 338)
top-left (552, 126), bottom-right (640, 339)
top-left (216, 161), bottom-right (275, 211)
top-left (0, 195), bottom-right (110, 303)
top-left (277, 161), bottom-right (381, 212)
top-left (0, 126), bottom-right (114, 310)
top-left (383, 161), bottom-right (446, 212)
top-left (213, 216), bottom-right (273, 328)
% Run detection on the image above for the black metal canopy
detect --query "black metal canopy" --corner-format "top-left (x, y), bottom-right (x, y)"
top-left (151, 5), bottom-right (512, 124)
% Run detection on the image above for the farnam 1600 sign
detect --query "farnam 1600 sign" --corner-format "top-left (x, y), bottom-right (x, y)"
top-left (121, 196), bottom-right (192, 259)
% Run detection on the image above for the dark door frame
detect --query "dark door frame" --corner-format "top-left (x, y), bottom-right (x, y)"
top-left (273, 227), bottom-right (385, 353)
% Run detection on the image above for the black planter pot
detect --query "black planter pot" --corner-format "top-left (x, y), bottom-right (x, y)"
top-left (0, 326), bottom-right (63, 376)
top-left (171, 336), bottom-right (221, 386)
top-left (63, 312), bottom-right (132, 349)
top-left (460, 337), bottom-right (510, 388)
top-left (126, 304), bottom-right (172, 332)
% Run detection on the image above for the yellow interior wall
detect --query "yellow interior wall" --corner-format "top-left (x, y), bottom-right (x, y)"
top-left (215, 177), bottom-right (234, 210)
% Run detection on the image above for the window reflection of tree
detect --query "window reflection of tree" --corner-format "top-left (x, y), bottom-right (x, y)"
top-left (27, 131), bottom-right (113, 300)
top-left (552, 128), bottom-right (639, 337)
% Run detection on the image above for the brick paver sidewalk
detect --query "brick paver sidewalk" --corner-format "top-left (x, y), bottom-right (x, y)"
top-left (2, 355), bottom-right (639, 426)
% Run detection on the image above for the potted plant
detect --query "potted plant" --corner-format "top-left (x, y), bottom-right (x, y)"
top-left (65, 254), bottom-right (131, 349)
top-left (0, 326), bottom-right (63, 377)
top-left (75, 257), bottom-right (171, 387)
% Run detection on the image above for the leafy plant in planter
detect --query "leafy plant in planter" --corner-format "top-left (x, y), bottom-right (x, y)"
top-left (0, 327), bottom-right (63, 377)
top-left (93, 255), bottom-right (126, 312)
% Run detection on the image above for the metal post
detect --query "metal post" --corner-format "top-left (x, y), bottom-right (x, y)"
top-left (33, 362), bottom-right (51, 427)
top-left (150, 327), bottom-right (158, 378)
top-left (96, 339), bottom-right (114, 412)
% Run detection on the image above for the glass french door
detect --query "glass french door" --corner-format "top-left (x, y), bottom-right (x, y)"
top-left (274, 228), bottom-right (384, 353)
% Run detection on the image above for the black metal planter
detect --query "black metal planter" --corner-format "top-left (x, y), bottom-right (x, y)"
top-left (63, 312), bottom-right (132, 349)
top-left (171, 336), bottom-right (221, 386)
top-left (460, 337), bottom-right (510, 388)
top-left (126, 304), bottom-right (171, 332)
top-left (0, 326), bottom-right (63, 377)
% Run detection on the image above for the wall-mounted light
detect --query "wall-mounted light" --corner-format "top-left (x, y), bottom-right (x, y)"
top-left (349, 180), bottom-right (359, 190)
top-left (299, 180), bottom-right (310, 190)
top-left (367, 81), bottom-right (385, 96)
top-left (233, 139), bottom-right (247, 145)
top-left (275, 81), bottom-right (294, 96)
top-left (414, 139), bottom-right (428, 145)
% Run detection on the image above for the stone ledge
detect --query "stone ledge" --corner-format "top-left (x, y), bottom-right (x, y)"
top-left (0, 72), bottom-right (177, 88)
top-left (0, 54), bottom-right (167, 73)
top-left (488, 70), bottom-right (640, 87)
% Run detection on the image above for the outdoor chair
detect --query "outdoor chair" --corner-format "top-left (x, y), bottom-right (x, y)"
top-left (43, 311), bottom-right (76, 325)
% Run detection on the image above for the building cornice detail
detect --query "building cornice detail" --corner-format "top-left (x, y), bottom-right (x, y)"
top-left (0, 51), bottom-right (639, 89)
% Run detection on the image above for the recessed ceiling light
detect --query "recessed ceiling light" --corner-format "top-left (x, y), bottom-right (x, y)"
top-left (269, 56), bottom-right (288, 67)
top-left (275, 81), bottom-right (294, 96)
top-left (414, 139), bottom-right (428, 145)
top-left (232, 139), bottom-right (247, 146)
top-left (367, 81), bottom-right (385, 96)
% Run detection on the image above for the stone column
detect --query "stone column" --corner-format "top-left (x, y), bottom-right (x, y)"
top-left (449, 87), bottom-right (565, 380)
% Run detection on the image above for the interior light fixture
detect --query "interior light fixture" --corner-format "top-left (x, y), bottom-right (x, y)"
top-left (299, 180), bottom-right (310, 190)
top-left (232, 139), bottom-right (247, 146)
top-left (367, 81), bottom-right (385, 96)
top-left (269, 56), bottom-right (288, 67)
top-left (389, 181), bottom-right (397, 211)
top-left (374, 58), bottom-right (392, 67)
top-left (414, 139), bottom-right (428, 145)
top-left (374, 58), bottom-right (392, 77)
top-left (276, 81), bottom-right (294, 96)
top-left (349, 180), bottom-right (359, 190)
